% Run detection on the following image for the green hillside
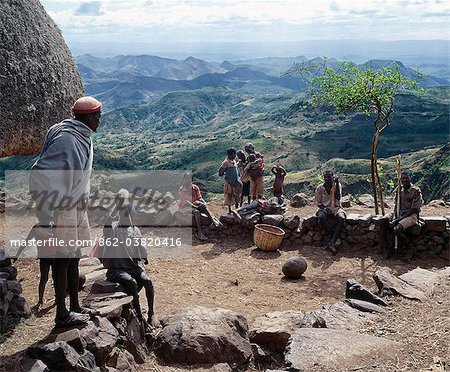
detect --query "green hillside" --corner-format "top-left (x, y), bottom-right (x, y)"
top-left (283, 144), bottom-right (450, 203)
top-left (1, 87), bottom-right (448, 202)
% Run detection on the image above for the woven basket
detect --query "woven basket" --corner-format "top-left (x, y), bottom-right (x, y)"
top-left (254, 224), bottom-right (285, 251)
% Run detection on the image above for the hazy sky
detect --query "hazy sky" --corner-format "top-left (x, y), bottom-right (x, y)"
top-left (40, 0), bottom-right (449, 45)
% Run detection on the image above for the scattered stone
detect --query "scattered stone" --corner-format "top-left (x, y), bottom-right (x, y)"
top-left (290, 193), bottom-right (308, 208)
top-left (251, 343), bottom-right (276, 365)
top-left (154, 209), bottom-right (174, 226)
top-left (282, 257), bottom-right (307, 280)
top-left (343, 299), bottom-right (387, 313)
top-left (123, 316), bottom-right (147, 363)
top-left (341, 195), bottom-right (352, 208)
top-left (77, 350), bottom-right (98, 371)
top-left (20, 357), bottom-right (49, 372)
top-left (373, 270), bottom-right (427, 301)
top-left (106, 348), bottom-right (138, 372)
top-left (301, 215), bottom-right (318, 230)
top-left (28, 342), bottom-right (80, 370)
top-left (262, 214), bottom-right (284, 226)
top-left (155, 306), bottom-right (252, 366)
top-left (356, 194), bottom-right (374, 208)
top-left (79, 257), bottom-right (101, 267)
top-left (399, 267), bottom-right (441, 294)
top-left (82, 317), bottom-right (119, 365)
top-left (48, 328), bottom-right (87, 353)
top-left (84, 292), bottom-right (133, 319)
top-left (83, 269), bottom-right (107, 291)
top-left (7, 280), bottom-right (22, 295)
top-left (249, 310), bottom-right (304, 353)
top-left (422, 217), bottom-right (447, 232)
top-left (220, 213), bottom-right (239, 226)
top-left (285, 328), bottom-right (401, 371)
top-left (163, 191), bottom-right (176, 205)
top-left (427, 199), bottom-right (447, 207)
top-left (283, 215), bottom-right (300, 230)
top-left (90, 280), bottom-right (123, 295)
top-left (301, 301), bottom-right (375, 331)
top-left (346, 279), bottom-right (388, 306)
top-left (241, 212), bottom-right (261, 227)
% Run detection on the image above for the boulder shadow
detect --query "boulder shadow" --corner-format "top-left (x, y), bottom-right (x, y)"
top-left (250, 248), bottom-right (281, 260)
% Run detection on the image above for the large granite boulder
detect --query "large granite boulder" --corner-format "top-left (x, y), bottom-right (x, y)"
top-left (154, 306), bottom-right (252, 366)
top-left (0, 0), bottom-right (83, 157)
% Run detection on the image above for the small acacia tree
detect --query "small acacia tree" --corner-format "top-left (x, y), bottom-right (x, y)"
top-left (289, 59), bottom-right (421, 215)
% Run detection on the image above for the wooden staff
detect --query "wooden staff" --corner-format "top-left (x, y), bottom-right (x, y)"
top-left (331, 176), bottom-right (336, 214)
top-left (394, 155), bottom-right (401, 253)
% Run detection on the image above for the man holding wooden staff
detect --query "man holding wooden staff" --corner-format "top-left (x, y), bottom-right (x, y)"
top-left (314, 170), bottom-right (346, 255)
top-left (389, 170), bottom-right (424, 261)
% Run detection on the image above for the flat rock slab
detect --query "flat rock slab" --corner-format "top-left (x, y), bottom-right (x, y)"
top-left (84, 269), bottom-right (107, 291)
top-left (344, 299), bottom-right (387, 314)
top-left (301, 301), bottom-right (375, 331)
top-left (84, 291), bottom-right (133, 318)
top-left (155, 306), bottom-right (252, 366)
top-left (346, 278), bottom-right (388, 306)
top-left (285, 328), bottom-right (401, 371)
top-left (373, 270), bottom-right (427, 301)
top-left (399, 267), bottom-right (441, 294)
top-left (79, 257), bottom-right (101, 266)
top-left (79, 264), bottom-right (104, 276)
top-left (249, 310), bottom-right (304, 353)
top-left (422, 217), bottom-right (447, 232)
top-left (90, 280), bottom-right (123, 294)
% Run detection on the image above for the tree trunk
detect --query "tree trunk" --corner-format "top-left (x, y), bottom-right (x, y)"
top-left (371, 131), bottom-right (379, 215)
top-left (373, 135), bottom-right (385, 215)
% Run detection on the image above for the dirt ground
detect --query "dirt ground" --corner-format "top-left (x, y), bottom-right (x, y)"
top-left (0, 200), bottom-right (449, 371)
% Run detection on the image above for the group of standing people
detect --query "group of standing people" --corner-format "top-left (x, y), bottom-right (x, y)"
top-left (218, 143), bottom-right (287, 212)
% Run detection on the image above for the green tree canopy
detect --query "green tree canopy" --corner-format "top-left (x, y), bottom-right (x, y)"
top-left (288, 59), bottom-right (422, 214)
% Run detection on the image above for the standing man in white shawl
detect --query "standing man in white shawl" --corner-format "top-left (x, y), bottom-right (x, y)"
top-left (29, 96), bottom-right (101, 327)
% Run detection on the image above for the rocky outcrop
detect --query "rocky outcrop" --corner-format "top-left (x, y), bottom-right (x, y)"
top-left (154, 306), bottom-right (252, 366)
top-left (0, 0), bottom-right (83, 157)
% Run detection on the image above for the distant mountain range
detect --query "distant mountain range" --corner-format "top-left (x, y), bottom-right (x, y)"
top-left (76, 54), bottom-right (450, 110)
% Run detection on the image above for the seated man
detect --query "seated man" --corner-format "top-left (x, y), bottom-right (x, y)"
top-left (102, 189), bottom-right (157, 331)
top-left (178, 173), bottom-right (220, 241)
top-left (314, 171), bottom-right (346, 254)
top-left (388, 171), bottom-right (424, 261)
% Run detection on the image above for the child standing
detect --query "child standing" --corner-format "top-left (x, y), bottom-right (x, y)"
top-left (236, 150), bottom-right (251, 206)
top-left (271, 165), bottom-right (287, 204)
top-left (219, 148), bottom-right (243, 215)
top-left (245, 152), bottom-right (265, 200)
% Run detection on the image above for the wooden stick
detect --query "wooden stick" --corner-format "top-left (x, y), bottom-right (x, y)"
top-left (331, 177), bottom-right (336, 214)
top-left (394, 155), bottom-right (401, 253)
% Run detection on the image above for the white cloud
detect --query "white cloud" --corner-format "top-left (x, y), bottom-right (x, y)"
top-left (40, 0), bottom-right (449, 42)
